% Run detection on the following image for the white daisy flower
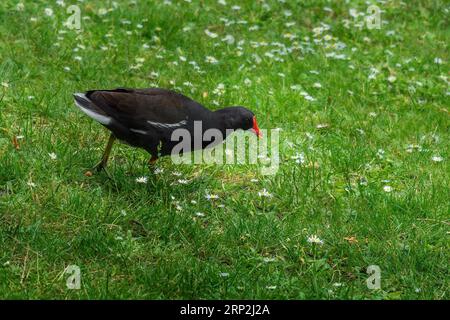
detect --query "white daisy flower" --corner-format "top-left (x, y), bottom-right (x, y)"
top-left (48, 152), bottom-right (57, 160)
top-left (44, 8), bottom-right (54, 16)
top-left (204, 29), bottom-right (218, 38)
top-left (258, 189), bottom-right (272, 198)
top-left (222, 34), bottom-right (235, 44)
top-left (349, 8), bottom-right (358, 18)
top-left (27, 181), bottom-right (36, 188)
top-left (205, 56), bottom-right (218, 64)
top-left (136, 176), bottom-right (148, 184)
top-left (376, 149), bottom-right (385, 159)
top-left (149, 71), bottom-right (159, 79)
top-left (205, 194), bottom-right (219, 200)
top-left (307, 234), bottom-right (324, 245)
top-left (431, 155), bottom-right (443, 162)
top-left (388, 75), bottom-right (397, 83)
top-left (359, 177), bottom-right (368, 186)
top-left (383, 185), bottom-right (393, 193)
top-left (291, 152), bottom-right (306, 164)
top-left (316, 123), bottom-right (329, 129)
top-left (386, 30), bottom-right (395, 36)
top-left (213, 83), bottom-right (225, 95)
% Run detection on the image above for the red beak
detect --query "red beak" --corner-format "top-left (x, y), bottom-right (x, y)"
top-left (252, 116), bottom-right (262, 138)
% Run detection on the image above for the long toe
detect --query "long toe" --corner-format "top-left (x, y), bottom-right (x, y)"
top-left (94, 161), bottom-right (105, 172)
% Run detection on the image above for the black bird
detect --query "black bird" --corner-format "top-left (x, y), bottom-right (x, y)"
top-left (73, 88), bottom-right (261, 171)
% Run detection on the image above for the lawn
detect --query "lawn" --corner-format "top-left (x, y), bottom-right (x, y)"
top-left (0, 0), bottom-right (448, 299)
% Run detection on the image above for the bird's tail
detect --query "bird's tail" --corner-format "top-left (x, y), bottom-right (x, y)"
top-left (73, 93), bottom-right (112, 125)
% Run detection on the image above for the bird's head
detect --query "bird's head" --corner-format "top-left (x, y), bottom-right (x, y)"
top-left (215, 106), bottom-right (262, 138)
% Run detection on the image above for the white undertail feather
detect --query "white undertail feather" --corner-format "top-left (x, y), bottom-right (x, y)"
top-left (73, 93), bottom-right (112, 125)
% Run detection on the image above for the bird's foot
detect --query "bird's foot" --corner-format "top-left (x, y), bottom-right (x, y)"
top-left (149, 156), bottom-right (158, 165)
top-left (92, 162), bottom-right (105, 172)
top-left (93, 161), bottom-right (106, 172)
top-left (84, 161), bottom-right (110, 178)
top-left (88, 162), bottom-right (113, 180)
top-left (147, 156), bottom-right (158, 171)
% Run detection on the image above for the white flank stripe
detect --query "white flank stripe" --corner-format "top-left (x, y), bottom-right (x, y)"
top-left (147, 119), bottom-right (187, 129)
top-left (130, 128), bottom-right (148, 135)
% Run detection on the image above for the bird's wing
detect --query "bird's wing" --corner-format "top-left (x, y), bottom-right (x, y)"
top-left (85, 88), bottom-right (191, 132)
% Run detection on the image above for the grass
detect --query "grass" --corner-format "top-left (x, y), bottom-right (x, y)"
top-left (0, 0), bottom-right (448, 299)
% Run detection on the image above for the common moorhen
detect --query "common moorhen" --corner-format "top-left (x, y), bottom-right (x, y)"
top-left (73, 88), bottom-right (261, 171)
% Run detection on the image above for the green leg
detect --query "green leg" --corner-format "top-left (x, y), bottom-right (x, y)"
top-left (94, 133), bottom-right (116, 172)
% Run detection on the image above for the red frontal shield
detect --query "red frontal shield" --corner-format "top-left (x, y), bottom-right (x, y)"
top-left (252, 116), bottom-right (262, 138)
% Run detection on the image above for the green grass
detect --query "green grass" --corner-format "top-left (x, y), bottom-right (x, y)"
top-left (0, 0), bottom-right (448, 299)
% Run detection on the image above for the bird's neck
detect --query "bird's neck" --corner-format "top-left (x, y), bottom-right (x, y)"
top-left (212, 109), bottom-right (234, 137)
